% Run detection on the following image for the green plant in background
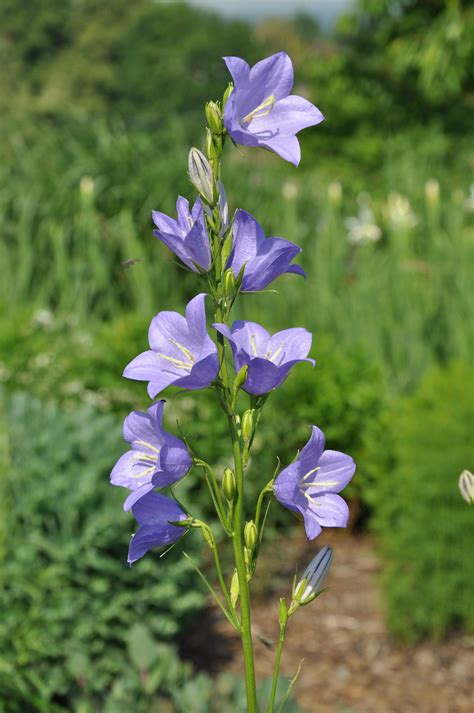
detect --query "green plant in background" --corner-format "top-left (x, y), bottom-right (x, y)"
top-left (363, 362), bottom-right (474, 642)
top-left (0, 392), bottom-right (204, 712)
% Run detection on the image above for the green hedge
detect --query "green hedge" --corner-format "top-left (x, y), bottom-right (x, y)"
top-left (363, 362), bottom-right (474, 641)
top-left (0, 392), bottom-right (204, 712)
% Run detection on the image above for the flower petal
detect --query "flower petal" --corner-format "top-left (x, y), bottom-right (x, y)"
top-left (299, 426), bottom-right (326, 476)
top-left (311, 493), bottom-right (350, 528)
top-left (123, 350), bottom-right (158, 382)
top-left (261, 135), bottom-right (301, 166)
top-left (223, 56), bottom-right (250, 87)
top-left (303, 509), bottom-right (323, 540)
top-left (314, 450), bottom-right (356, 493)
top-left (249, 52), bottom-right (294, 102)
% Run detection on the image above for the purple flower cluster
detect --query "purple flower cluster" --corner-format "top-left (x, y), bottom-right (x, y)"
top-left (112, 52), bottom-right (354, 562)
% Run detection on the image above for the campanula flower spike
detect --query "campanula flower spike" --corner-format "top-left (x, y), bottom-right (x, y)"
top-left (227, 209), bottom-right (305, 291)
top-left (274, 426), bottom-right (356, 539)
top-left (213, 320), bottom-right (314, 395)
top-left (110, 401), bottom-right (192, 511)
top-left (152, 196), bottom-right (211, 272)
top-left (113, 51), bottom-right (351, 713)
top-left (123, 293), bottom-right (219, 397)
top-left (223, 52), bottom-right (324, 165)
top-left (128, 491), bottom-right (190, 565)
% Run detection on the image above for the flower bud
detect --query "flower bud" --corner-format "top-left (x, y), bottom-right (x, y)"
top-left (230, 569), bottom-right (239, 606)
top-left (223, 268), bottom-right (236, 298)
top-left (278, 597), bottom-right (288, 626)
top-left (241, 409), bottom-right (254, 443)
top-left (205, 101), bottom-right (222, 135)
top-left (459, 469), bottom-right (474, 504)
top-left (222, 467), bottom-right (236, 501)
top-left (294, 546), bottom-right (333, 606)
top-left (222, 83), bottom-right (233, 110)
top-left (233, 365), bottom-right (248, 394)
top-left (188, 147), bottom-right (215, 204)
top-left (244, 520), bottom-right (258, 550)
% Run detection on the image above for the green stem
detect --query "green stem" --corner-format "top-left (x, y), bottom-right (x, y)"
top-left (268, 623), bottom-right (287, 713)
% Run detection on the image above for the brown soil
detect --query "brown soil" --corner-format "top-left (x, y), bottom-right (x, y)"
top-left (200, 530), bottom-right (474, 713)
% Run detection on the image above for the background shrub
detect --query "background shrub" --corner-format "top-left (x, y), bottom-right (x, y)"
top-left (0, 392), bottom-right (204, 712)
top-left (363, 362), bottom-right (474, 641)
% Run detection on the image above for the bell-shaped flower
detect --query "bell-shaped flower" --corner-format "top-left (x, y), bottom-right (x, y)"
top-left (223, 52), bottom-right (324, 166)
top-left (227, 209), bottom-right (305, 291)
top-left (128, 491), bottom-right (189, 565)
top-left (110, 401), bottom-right (192, 511)
top-left (152, 196), bottom-right (211, 272)
top-left (213, 320), bottom-right (314, 395)
top-left (274, 426), bottom-right (356, 540)
top-left (124, 293), bottom-right (219, 397)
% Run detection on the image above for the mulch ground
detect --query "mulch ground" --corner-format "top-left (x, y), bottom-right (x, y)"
top-left (184, 530), bottom-right (474, 713)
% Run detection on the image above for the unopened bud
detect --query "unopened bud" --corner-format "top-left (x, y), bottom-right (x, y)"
top-left (293, 546), bottom-right (333, 607)
top-left (278, 597), bottom-right (288, 626)
top-left (205, 101), bottom-right (222, 135)
top-left (222, 83), bottom-right (233, 110)
top-left (200, 526), bottom-right (214, 548)
top-left (188, 147), bottom-right (215, 204)
top-left (223, 268), bottom-right (236, 298)
top-left (244, 520), bottom-right (258, 550)
top-left (233, 365), bottom-right (248, 394)
top-left (459, 469), bottom-right (474, 504)
top-left (241, 409), bottom-right (254, 442)
top-left (222, 467), bottom-right (236, 501)
top-left (230, 569), bottom-right (239, 606)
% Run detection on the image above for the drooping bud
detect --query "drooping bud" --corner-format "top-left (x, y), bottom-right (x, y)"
top-left (205, 101), bottom-right (222, 135)
top-left (230, 569), bottom-right (239, 607)
top-left (292, 546), bottom-right (333, 609)
top-left (222, 83), bottom-right (233, 111)
top-left (459, 469), bottom-right (474, 504)
top-left (188, 147), bottom-right (215, 204)
top-left (222, 467), bottom-right (236, 501)
top-left (244, 520), bottom-right (258, 550)
top-left (241, 409), bottom-right (254, 443)
top-left (223, 268), bottom-right (236, 298)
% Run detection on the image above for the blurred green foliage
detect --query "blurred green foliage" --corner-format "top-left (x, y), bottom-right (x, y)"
top-left (363, 362), bottom-right (474, 641)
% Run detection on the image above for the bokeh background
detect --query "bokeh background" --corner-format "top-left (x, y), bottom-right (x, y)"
top-left (1, 1), bottom-right (473, 711)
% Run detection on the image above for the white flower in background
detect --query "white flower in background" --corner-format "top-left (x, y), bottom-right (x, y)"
top-left (424, 178), bottom-right (440, 204)
top-left (328, 180), bottom-right (342, 204)
top-left (31, 308), bottom-right (55, 330)
top-left (281, 179), bottom-right (299, 201)
top-left (80, 175), bottom-right (95, 197)
top-left (463, 185), bottom-right (474, 213)
top-left (385, 191), bottom-right (418, 230)
top-left (344, 192), bottom-right (382, 245)
top-left (459, 470), bottom-right (474, 504)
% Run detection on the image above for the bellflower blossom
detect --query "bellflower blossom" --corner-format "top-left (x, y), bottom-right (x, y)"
top-left (213, 320), bottom-right (314, 395)
top-left (124, 293), bottom-right (219, 397)
top-left (110, 401), bottom-right (192, 511)
top-left (227, 209), bottom-right (305, 291)
top-left (223, 52), bottom-right (324, 166)
top-left (152, 196), bottom-right (211, 272)
top-left (274, 426), bottom-right (356, 540)
top-left (128, 491), bottom-right (189, 565)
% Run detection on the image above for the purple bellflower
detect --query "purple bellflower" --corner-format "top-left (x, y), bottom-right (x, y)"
top-left (110, 401), bottom-right (192, 511)
top-left (274, 426), bottom-right (356, 540)
top-left (128, 491), bottom-right (189, 565)
top-left (223, 52), bottom-right (324, 166)
top-left (227, 209), bottom-right (304, 291)
top-left (213, 320), bottom-right (314, 395)
top-left (152, 196), bottom-right (211, 272)
top-left (124, 293), bottom-right (219, 397)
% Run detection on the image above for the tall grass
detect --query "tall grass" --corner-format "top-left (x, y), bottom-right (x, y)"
top-left (1, 117), bottom-right (472, 392)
